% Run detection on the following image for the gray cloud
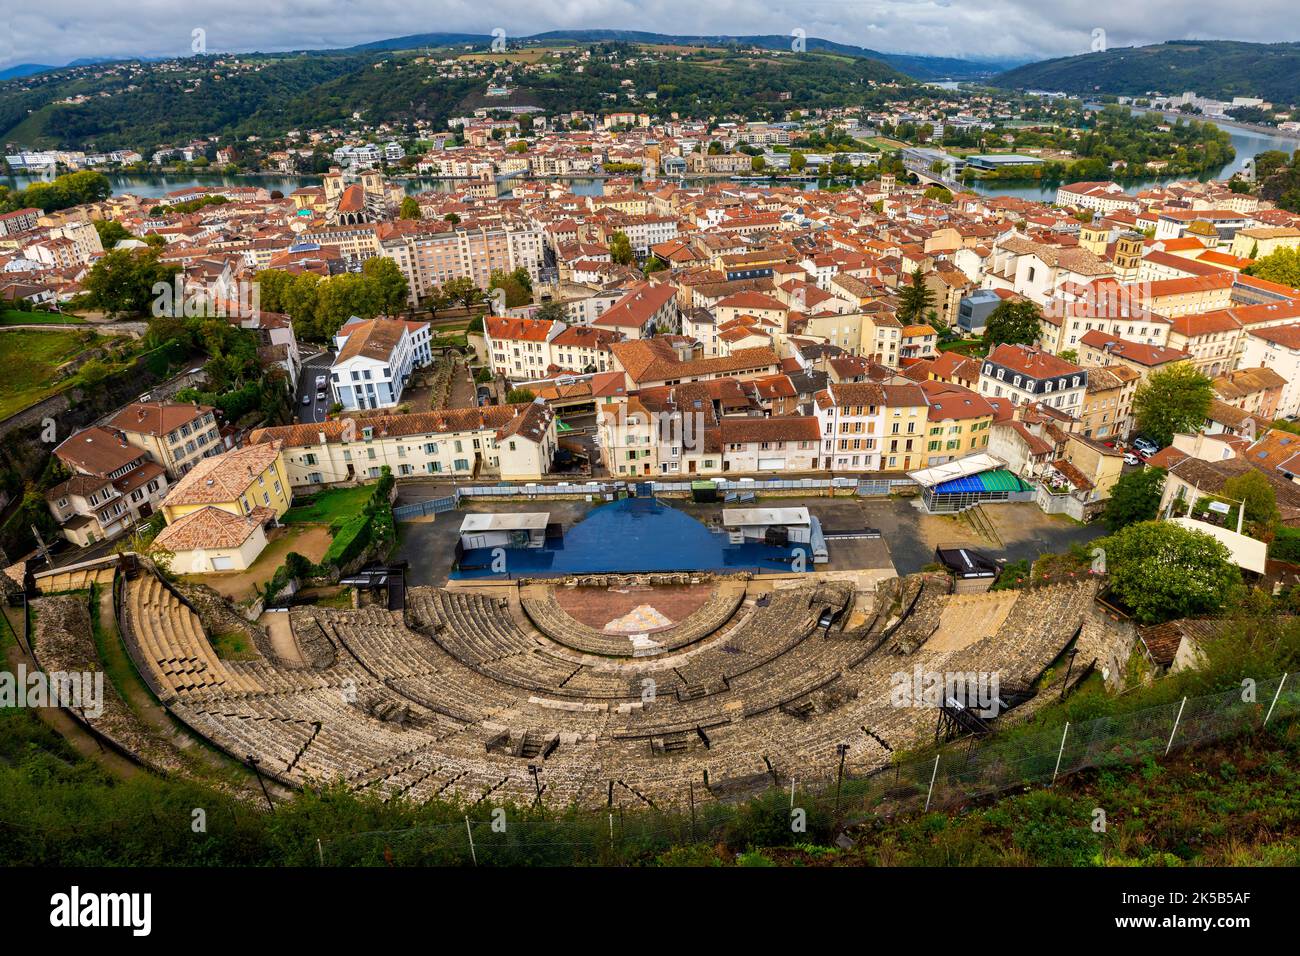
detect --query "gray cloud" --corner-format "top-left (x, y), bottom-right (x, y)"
top-left (6, 0), bottom-right (1300, 70)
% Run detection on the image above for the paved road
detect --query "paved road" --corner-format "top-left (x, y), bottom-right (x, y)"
top-left (295, 351), bottom-right (334, 424)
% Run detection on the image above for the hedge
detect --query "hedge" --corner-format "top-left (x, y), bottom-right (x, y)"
top-left (322, 514), bottom-right (372, 569)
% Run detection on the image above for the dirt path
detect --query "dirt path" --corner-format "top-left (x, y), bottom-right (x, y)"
top-left (260, 612), bottom-right (306, 666)
top-left (3, 604), bottom-right (141, 779)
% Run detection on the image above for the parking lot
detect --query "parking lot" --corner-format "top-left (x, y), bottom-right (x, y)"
top-left (392, 491), bottom-right (1108, 586)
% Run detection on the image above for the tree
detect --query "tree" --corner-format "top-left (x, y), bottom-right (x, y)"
top-left (923, 185), bottom-right (953, 203)
top-left (751, 155), bottom-right (766, 173)
top-left (421, 285), bottom-right (452, 318)
top-left (534, 300), bottom-right (569, 323)
top-left (1245, 247), bottom-right (1300, 288)
top-left (982, 299), bottom-right (1042, 347)
top-left (442, 276), bottom-right (482, 311)
top-left (505, 387), bottom-right (536, 404)
top-left (896, 268), bottom-right (935, 324)
top-left (1103, 466), bottom-right (1166, 533)
top-left (1101, 520), bottom-right (1243, 625)
top-left (1132, 363), bottom-right (1214, 448)
top-left (790, 151), bottom-right (807, 173)
top-left (361, 257), bottom-right (410, 317)
top-left (81, 248), bottom-right (179, 318)
top-left (92, 219), bottom-right (131, 249)
top-left (398, 196), bottom-right (422, 220)
top-left (1221, 470), bottom-right (1281, 537)
top-left (314, 273), bottom-right (380, 339)
top-left (1058, 348), bottom-right (1078, 364)
top-left (609, 231), bottom-right (634, 266)
top-left (489, 268), bottom-right (531, 309)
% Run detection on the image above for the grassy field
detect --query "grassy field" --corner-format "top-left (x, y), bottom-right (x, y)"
top-left (0, 309), bottom-right (84, 326)
top-left (282, 485), bottom-right (373, 525)
top-left (0, 328), bottom-right (101, 420)
top-left (209, 630), bottom-right (259, 660)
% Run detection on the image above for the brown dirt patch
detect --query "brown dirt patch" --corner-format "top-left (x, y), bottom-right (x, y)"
top-left (552, 583), bottom-right (716, 632)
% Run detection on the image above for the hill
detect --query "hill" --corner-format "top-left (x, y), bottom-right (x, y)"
top-left (0, 63), bottom-right (59, 81)
top-left (0, 46), bottom-right (913, 150)
top-left (992, 40), bottom-right (1300, 105)
top-left (345, 29), bottom-right (1013, 80)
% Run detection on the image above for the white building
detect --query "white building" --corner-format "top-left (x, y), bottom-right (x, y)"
top-left (330, 317), bottom-right (431, 410)
top-left (978, 344), bottom-right (1088, 413)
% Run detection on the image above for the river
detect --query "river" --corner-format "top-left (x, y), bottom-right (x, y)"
top-left (0, 171), bottom-right (609, 200)
top-left (3, 116), bottom-right (1294, 204)
top-left (963, 110), bottom-right (1298, 201)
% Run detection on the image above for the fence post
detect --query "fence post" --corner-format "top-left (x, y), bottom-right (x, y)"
top-left (924, 753), bottom-right (941, 812)
top-left (1263, 673), bottom-right (1288, 728)
top-left (464, 815), bottom-right (477, 866)
top-left (1052, 721), bottom-right (1070, 785)
top-left (1165, 696), bottom-right (1187, 755)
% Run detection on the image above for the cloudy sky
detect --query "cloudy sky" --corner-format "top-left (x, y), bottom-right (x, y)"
top-left (3, 0), bottom-right (1298, 70)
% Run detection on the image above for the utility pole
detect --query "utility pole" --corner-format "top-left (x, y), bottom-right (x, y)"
top-left (30, 525), bottom-right (53, 567)
top-left (833, 743), bottom-right (849, 818)
top-left (247, 754), bottom-right (275, 813)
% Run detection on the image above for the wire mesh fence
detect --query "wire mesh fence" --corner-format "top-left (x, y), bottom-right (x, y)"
top-left (313, 673), bottom-right (1297, 865)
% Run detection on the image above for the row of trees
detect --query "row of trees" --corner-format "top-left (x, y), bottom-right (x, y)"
top-left (256, 259), bottom-right (409, 342)
top-left (0, 170), bottom-right (111, 215)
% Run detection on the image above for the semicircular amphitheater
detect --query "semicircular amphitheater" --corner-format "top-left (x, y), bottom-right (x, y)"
top-left (115, 567), bottom-right (1104, 809)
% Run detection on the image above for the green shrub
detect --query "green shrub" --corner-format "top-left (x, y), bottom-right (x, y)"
top-left (1270, 526), bottom-right (1300, 564)
top-left (322, 514), bottom-right (372, 569)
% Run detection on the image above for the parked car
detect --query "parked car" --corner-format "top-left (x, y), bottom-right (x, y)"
top-left (1131, 435), bottom-right (1159, 456)
top-left (301, 394), bottom-right (311, 405)
top-left (1123, 452), bottom-right (1141, 466)
top-left (315, 390), bottom-right (327, 402)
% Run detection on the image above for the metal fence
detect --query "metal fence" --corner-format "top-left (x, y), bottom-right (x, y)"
top-left (422, 477), bottom-right (912, 499)
top-left (392, 495), bottom-right (458, 520)
top-left (311, 673), bottom-right (1297, 865)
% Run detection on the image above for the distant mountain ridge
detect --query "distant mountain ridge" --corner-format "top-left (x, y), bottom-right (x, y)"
top-left (0, 57), bottom-right (153, 82)
top-left (992, 40), bottom-right (1300, 104)
top-left (345, 29), bottom-right (1018, 80)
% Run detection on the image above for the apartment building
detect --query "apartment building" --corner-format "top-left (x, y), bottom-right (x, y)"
top-left (378, 219), bottom-right (545, 305)
top-left (1240, 324), bottom-right (1300, 417)
top-left (978, 344), bottom-right (1088, 413)
top-left (918, 380), bottom-right (995, 466)
top-left (250, 403), bottom-right (557, 485)
top-left (1077, 332), bottom-right (1193, 382)
top-left (813, 381), bottom-right (929, 473)
top-left (47, 427), bottom-right (170, 546)
top-left (104, 402), bottom-right (223, 478)
top-left (1079, 364), bottom-right (1140, 440)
